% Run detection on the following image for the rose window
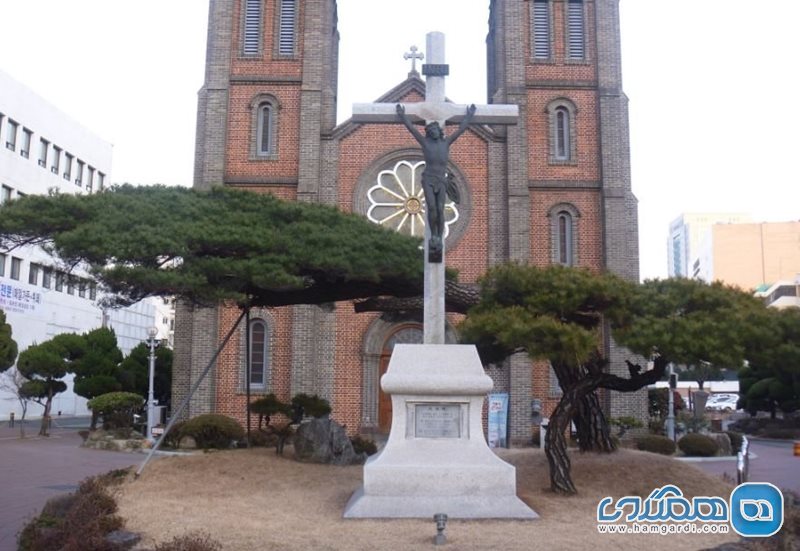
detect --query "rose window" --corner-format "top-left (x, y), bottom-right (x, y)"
top-left (366, 160), bottom-right (459, 238)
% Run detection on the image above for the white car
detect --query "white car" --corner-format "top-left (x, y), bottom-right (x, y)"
top-left (705, 394), bottom-right (740, 412)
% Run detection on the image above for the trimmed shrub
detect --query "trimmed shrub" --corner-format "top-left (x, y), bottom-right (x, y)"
top-left (351, 435), bottom-right (378, 456)
top-left (291, 393), bottom-right (332, 420)
top-left (163, 420), bottom-right (186, 449)
top-left (635, 434), bottom-right (676, 456)
top-left (678, 433), bottom-right (720, 457)
top-left (762, 427), bottom-right (798, 440)
top-left (179, 414), bottom-right (244, 449)
top-left (87, 391), bottom-right (144, 430)
top-left (154, 532), bottom-right (223, 551)
top-left (724, 430), bottom-right (744, 454)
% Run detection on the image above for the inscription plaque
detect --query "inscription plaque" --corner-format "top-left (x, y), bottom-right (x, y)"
top-left (414, 403), bottom-right (461, 438)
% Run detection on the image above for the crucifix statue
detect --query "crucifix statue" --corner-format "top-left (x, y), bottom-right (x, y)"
top-left (396, 102), bottom-right (475, 263)
top-left (352, 32), bottom-right (518, 344)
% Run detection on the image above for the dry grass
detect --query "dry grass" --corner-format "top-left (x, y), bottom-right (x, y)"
top-left (115, 447), bottom-right (739, 551)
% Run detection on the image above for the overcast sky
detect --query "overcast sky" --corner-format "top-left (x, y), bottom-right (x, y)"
top-left (0, 1), bottom-right (797, 280)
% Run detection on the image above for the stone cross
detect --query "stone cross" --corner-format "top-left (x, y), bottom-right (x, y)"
top-left (403, 45), bottom-right (424, 75)
top-left (352, 32), bottom-right (518, 345)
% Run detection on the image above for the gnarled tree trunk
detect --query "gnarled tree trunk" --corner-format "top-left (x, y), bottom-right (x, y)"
top-left (551, 360), bottom-right (615, 453)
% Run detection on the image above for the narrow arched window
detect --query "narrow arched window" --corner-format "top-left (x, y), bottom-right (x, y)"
top-left (257, 102), bottom-right (273, 156)
top-left (549, 203), bottom-right (580, 266)
top-left (546, 99), bottom-right (577, 164)
top-left (248, 319), bottom-right (268, 388)
top-left (557, 212), bottom-right (573, 265)
top-left (555, 107), bottom-right (570, 160)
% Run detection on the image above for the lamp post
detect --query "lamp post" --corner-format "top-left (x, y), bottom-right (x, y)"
top-left (146, 327), bottom-right (158, 444)
top-left (666, 363), bottom-right (676, 441)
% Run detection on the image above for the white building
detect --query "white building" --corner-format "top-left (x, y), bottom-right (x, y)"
top-left (755, 277), bottom-right (800, 310)
top-left (667, 213), bottom-right (751, 278)
top-left (0, 69), bottom-right (157, 419)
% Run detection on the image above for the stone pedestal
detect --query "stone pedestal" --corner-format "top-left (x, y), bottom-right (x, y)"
top-left (344, 344), bottom-right (537, 519)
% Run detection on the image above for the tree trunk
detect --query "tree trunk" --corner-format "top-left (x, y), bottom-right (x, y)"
top-left (574, 391), bottom-right (615, 453)
top-left (545, 392), bottom-right (577, 494)
top-left (39, 388), bottom-right (53, 437)
top-left (551, 361), bottom-right (614, 453)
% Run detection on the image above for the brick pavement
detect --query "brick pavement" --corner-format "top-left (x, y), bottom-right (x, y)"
top-left (0, 419), bottom-right (145, 551)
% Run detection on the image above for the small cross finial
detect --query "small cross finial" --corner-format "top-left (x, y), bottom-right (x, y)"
top-left (404, 45), bottom-right (424, 75)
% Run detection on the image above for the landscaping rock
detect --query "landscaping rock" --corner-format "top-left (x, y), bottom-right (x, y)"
top-left (293, 418), bottom-right (365, 465)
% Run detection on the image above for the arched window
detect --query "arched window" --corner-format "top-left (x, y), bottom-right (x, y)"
top-left (555, 107), bottom-right (570, 160)
top-left (250, 95), bottom-right (279, 159)
top-left (247, 318), bottom-right (270, 390)
top-left (257, 102), bottom-right (273, 156)
top-left (546, 99), bottom-right (577, 164)
top-left (557, 211), bottom-right (573, 265)
top-left (549, 203), bottom-right (580, 266)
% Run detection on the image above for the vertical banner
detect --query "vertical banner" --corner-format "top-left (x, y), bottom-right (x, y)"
top-left (487, 392), bottom-right (509, 448)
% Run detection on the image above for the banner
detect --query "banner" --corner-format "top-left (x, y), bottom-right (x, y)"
top-left (487, 392), bottom-right (509, 448)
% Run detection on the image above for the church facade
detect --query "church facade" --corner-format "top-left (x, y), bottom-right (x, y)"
top-left (173, 0), bottom-right (643, 444)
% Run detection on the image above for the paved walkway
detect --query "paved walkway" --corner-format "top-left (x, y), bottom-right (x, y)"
top-left (689, 438), bottom-right (799, 493)
top-left (0, 419), bottom-right (145, 551)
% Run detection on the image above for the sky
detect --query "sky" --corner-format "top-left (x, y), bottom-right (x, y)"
top-left (0, 0), bottom-right (797, 281)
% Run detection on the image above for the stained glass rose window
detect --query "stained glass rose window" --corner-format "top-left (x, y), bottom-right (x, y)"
top-left (366, 160), bottom-right (459, 238)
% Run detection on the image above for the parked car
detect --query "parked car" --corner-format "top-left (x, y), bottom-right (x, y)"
top-left (706, 394), bottom-right (740, 412)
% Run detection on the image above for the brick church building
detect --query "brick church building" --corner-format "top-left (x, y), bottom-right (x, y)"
top-left (173, 0), bottom-right (643, 444)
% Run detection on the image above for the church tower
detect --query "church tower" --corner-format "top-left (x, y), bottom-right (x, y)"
top-left (173, 0), bottom-right (643, 442)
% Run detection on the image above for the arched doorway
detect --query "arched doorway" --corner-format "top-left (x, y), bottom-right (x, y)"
top-left (378, 324), bottom-right (423, 432)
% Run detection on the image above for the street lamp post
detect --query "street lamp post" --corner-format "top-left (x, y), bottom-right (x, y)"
top-left (146, 327), bottom-right (158, 444)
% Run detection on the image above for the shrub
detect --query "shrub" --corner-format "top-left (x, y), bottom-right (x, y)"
top-left (291, 393), bottom-right (332, 420)
top-left (762, 427), bottom-right (798, 440)
top-left (87, 391), bottom-right (144, 430)
top-left (635, 435), bottom-right (676, 456)
top-left (351, 435), bottom-right (378, 456)
top-left (154, 532), bottom-right (223, 551)
top-left (18, 475), bottom-right (123, 551)
top-left (163, 420), bottom-right (186, 448)
top-left (610, 416), bottom-right (644, 437)
top-left (179, 414), bottom-right (244, 449)
top-left (724, 430), bottom-right (744, 453)
top-left (678, 433), bottom-right (720, 457)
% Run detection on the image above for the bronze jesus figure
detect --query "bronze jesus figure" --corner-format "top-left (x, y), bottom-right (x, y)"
top-left (396, 103), bottom-right (477, 262)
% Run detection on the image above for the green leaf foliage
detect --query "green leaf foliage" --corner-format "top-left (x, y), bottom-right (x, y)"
top-left (118, 342), bottom-right (173, 406)
top-left (615, 277), bottom-right (768, 368)
top-left (87, 391), bottom-right (144, 413)
top-left (460, 263), bottom-right (635, 366)
top-left (0, 184), bottom-right (424, 307)
top-left (739, 307), bottom-right (800, 414)
top-left (0, 309), bottom-right (18, 372)
top-left (70, 328), bottom-right (124, 401)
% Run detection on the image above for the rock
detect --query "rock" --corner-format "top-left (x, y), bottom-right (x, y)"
top-left (293, 417), bottom-right (365, 465)
top-left (712, 433), bottom-right (732, 456)
top-left (105, 530), bottom-right (141, 549)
